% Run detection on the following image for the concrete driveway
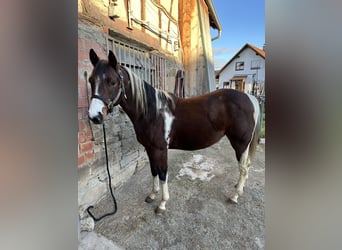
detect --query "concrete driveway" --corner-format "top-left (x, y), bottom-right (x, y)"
top-left (79, 138), bottom-right (265, 249)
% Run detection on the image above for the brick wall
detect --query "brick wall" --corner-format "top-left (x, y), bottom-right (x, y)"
top-left (78, 21), bottom-right (147, 208)
top-left (78, 24), bottom-right (105, 170)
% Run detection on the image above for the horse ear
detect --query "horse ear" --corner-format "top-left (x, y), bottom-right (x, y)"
top-left (89, 49), bottom-right (99, 67)
top-left (108, 50), bottom-right (118, 70)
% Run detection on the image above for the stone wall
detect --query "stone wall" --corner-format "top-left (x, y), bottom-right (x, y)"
top-left (77, 0), bottom-right (216, 214)
top-left (78, 21), bottom-right (147, 208)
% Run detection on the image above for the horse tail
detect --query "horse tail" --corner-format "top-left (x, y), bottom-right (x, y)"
top-left (248, 96), bottom-right (261, 159)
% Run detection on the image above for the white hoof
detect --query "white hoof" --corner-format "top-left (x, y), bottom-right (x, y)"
top-left (229, 194), bottom-right (238, 204)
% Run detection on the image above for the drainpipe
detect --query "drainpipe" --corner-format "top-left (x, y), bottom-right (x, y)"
top-left (211, 29), bottom-right (221, 41)
top-left (205, 0), bottom-right (222, 41)
top-left (127, 0), bottom-right (133, 29)
top-left (197, 0), bottom-right (212, 93)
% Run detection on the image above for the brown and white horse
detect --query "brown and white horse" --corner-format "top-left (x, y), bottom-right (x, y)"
top-left (87, 49), bottom-right (261, 214)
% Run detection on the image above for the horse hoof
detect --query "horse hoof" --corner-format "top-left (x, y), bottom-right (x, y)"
top-left (228, 197), bottom-right (238, 204)
top-left (155, 207), bottom-right (166, 215)
top-left (145, 196), bottom-right (154, 203)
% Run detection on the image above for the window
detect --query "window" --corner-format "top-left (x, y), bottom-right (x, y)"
top-left (251, 59), bottom-right (261, 69)
top-left (223, 81), bottom-right (230, 88)
top-left (106, 37), bottom-right (167, 90)
top-left (235, 61), bottom-right (244, 71)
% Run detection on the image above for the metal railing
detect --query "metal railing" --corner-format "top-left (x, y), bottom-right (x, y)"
top-left (106, 37), bottom-right (167, 91)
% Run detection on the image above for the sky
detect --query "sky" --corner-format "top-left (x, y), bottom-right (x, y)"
top-left (210, 0), bottom-right (265, 70)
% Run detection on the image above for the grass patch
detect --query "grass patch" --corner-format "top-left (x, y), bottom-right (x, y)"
top-left (259, 113), bottom-right (265, 138)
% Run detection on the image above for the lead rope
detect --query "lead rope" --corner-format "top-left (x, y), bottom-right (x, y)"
top-left (86, 122), bottom-right (118, 221)
top-left (84, 71), bottom-right (95, 141)
top-left (84, 71), bottom-right (118, 222)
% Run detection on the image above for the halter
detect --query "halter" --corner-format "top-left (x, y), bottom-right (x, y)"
top-left (91, 70), bottom-right (127, 113)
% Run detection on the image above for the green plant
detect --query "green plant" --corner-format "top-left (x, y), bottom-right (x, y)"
top-left (259, 114), bottom-right (265, 138)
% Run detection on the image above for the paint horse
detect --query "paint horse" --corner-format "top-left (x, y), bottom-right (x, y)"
top-left (87, 49), bottom-right (260, 214)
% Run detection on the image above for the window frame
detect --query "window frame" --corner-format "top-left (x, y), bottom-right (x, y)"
top-left (235, 61), bottom-right (244, 71)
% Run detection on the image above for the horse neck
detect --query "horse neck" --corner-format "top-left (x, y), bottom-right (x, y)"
top-left (118, 72), bottom-right (138, 121)
top-left (118, 67), bottom-right (151, 125)
top-left (118, 66), bottom-right (177, 124)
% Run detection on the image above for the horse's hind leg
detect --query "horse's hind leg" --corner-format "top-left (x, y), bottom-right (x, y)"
top-left (234, 157), bottom-right (251, 188)
top-left (228, 141), bottom-right (252, 204)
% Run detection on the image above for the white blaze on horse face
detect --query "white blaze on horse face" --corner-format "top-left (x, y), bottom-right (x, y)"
top-left (163, 111), bottom-right (174, 146)
top-left (88, 76), bottom-right (106, 118)
top-left (94, 76), bottom-right (101, 95)
top-left (88, 98), bottom-right (105, 118)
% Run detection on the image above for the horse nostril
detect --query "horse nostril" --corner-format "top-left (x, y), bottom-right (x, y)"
top-left (89, 112), bottom-right (103, 124)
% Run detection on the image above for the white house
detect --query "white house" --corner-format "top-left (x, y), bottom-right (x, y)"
top-left (218, 43), bottom-right (265, 95)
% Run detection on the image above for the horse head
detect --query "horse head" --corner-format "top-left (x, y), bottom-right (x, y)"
top-left (88, 49), bottom-right (124, 124)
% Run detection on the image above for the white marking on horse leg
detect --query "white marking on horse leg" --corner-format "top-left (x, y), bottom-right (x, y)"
top-left (247, 157), bottom-right (251, 167)
top-left (163, 111), bottom-right (174, 147)
top-left (230, 147), bottom-right (250, 203)
top-left (230, 193), bottom-right (239, 203)
top-left (88, 98), bottom-right (105, 118)
top-left (158, 175), bottom-right (169, 210)
top-left (148, 176), bottom-right (160, 200)
top-left (246, 157), bottom-right (251, 179)
top-left (153, 175), bottom-right (160, 192)
top-left (236, 148), bottom-right (249, 195)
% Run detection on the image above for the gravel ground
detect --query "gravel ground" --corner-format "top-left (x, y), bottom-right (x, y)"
top-left (80, 138), bottom-right (265, 249)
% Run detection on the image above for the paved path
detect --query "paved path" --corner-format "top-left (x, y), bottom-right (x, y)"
top-left (80, 138), bottom-right (265, 249)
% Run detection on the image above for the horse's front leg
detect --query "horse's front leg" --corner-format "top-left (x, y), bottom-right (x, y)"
top-left (155, 172), bottom-right (169, 215)
top-left (145, 175), bottom-right (160, 203)
top-left (145, 147), bottom-right (169, 214)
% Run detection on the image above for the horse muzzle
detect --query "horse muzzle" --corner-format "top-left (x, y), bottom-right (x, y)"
top-left (89, 112), bottom-right (103, 124)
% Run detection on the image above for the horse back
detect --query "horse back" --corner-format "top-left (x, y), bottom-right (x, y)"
top-left (168, 89), bottom-right (254, 150)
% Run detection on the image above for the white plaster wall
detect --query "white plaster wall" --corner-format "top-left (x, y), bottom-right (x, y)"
top-left (218, 47), bottom-right (265, 93)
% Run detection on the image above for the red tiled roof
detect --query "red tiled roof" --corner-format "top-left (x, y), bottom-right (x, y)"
top-left (248, 43), bottom-right (265, 58)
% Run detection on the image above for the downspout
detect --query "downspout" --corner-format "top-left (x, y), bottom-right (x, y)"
top-left (127, 0), bottom-right (133, 29)
top-left (211, 29), bottom-right (221, 41)
top-left (205, 0), bottom-right (222, 41)
top-left (197, 0), bottom-right (211, 93)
